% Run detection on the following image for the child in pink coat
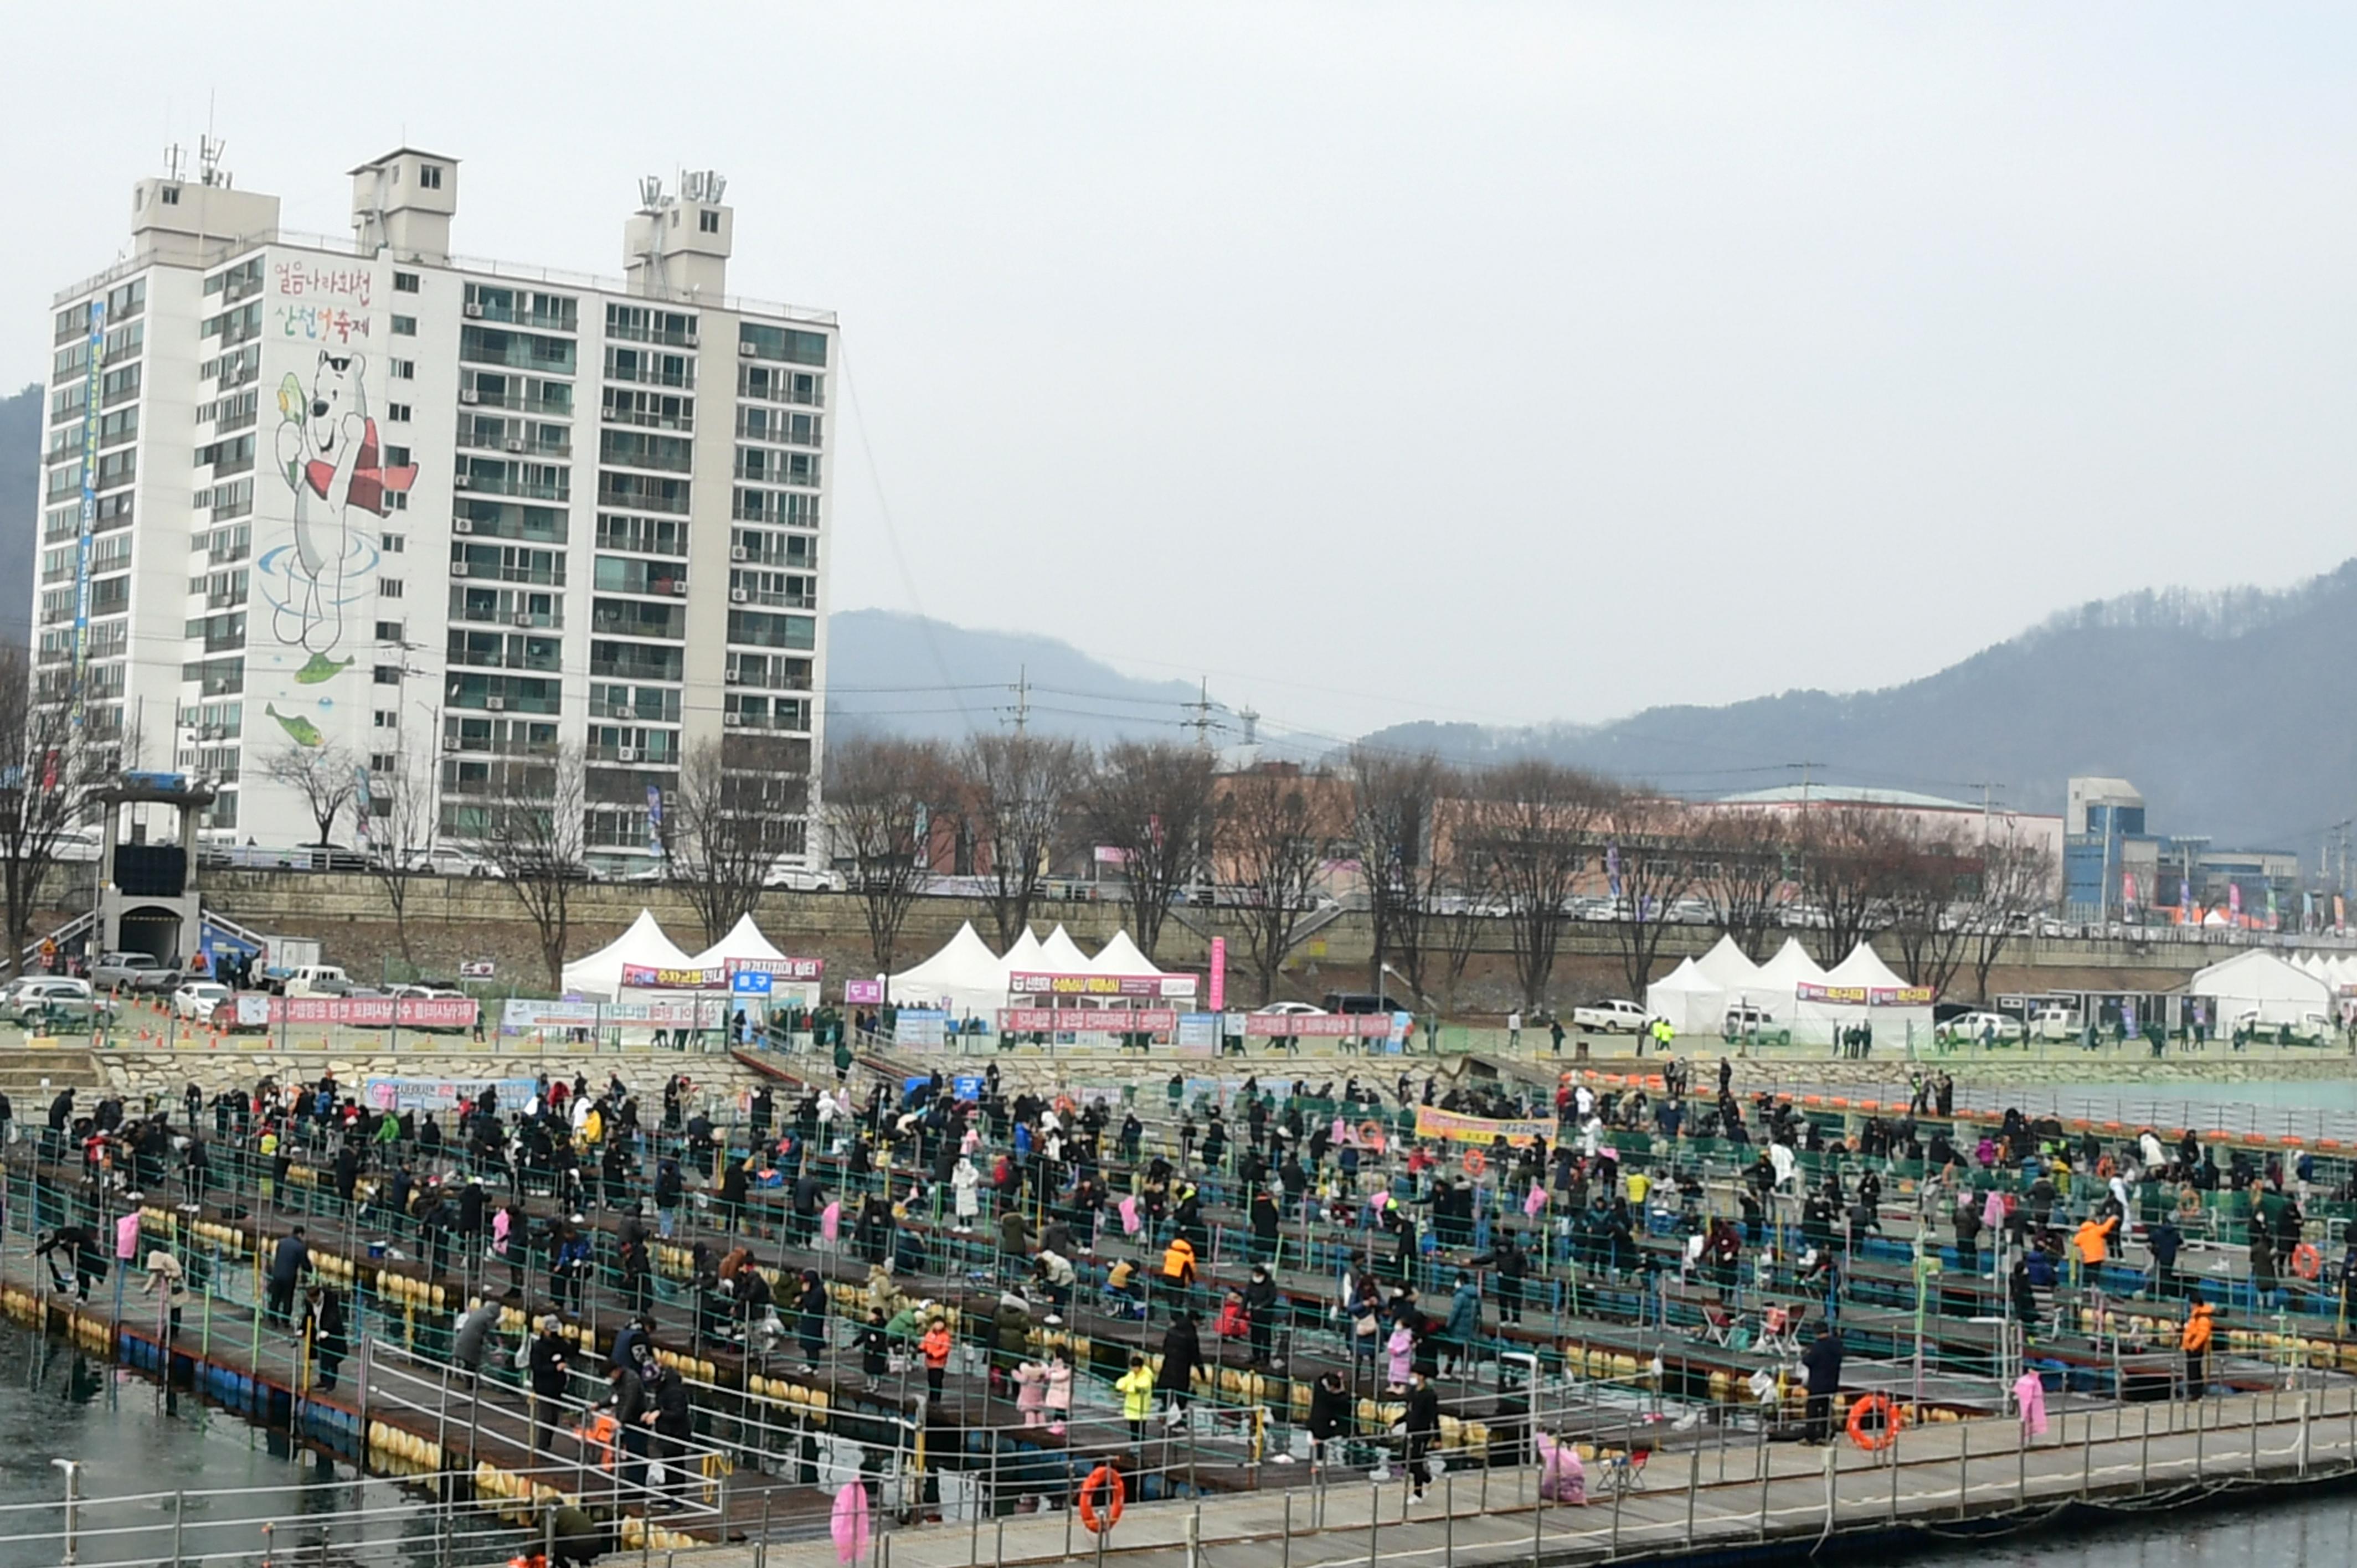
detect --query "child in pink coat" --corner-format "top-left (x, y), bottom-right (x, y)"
top-left (1013, 1359), bottom-right (1048, 1426)
top-left (1044, 1353), bottom-right (1073, 1435)
top-left (1386, 1323), bottom-right (1415, 1390)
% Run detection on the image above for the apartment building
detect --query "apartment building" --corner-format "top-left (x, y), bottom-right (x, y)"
top-left (30, 148), bottom-right (833, 875)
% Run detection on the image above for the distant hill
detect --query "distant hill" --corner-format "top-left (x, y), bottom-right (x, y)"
top-left (1356, 562), bottom-right (2357, 853)
top-left (0, 384), bottom-right (38, 648)
top-left (825, 607), bottom-right (1211, 746)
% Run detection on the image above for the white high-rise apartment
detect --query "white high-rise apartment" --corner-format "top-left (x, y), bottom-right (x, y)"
top-left (31, 148), bottom-right (833, 877)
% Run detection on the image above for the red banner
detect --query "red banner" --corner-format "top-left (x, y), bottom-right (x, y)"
top-left (999, 1008), bottom-right (1179, 1033)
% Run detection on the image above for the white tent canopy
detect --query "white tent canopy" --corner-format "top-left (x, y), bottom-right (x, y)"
top-left (1796, 941), bottom-right (1933, 1045)
top-left (890, 922), bottom-right (1009, 1017)
top-left (999, 929), bottom-right (1046, 980)
top-left (560, 909), bottom-right (694, 1001)
top-left (1038, 925), bottom-right (1093, 973)
top-left (1090, 930), bottom-right (1160, 976)
top-left (1823, 943), bottom-right (1908, 991)
top-left (1645, 958), bottom-right (1726, 1036)
top-left (684, 912), bottom-right (789, 968)
top-left (1692, 935), bottom-right (1763, 990)
top-left (2189, 950), bottom-right (2334, 1027)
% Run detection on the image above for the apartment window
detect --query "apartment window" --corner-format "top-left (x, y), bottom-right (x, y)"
top-left (370, 754), bottom-right (398, 775)
top-left (380, 579), bottom-right (404, 599)
top-left (420, 164), bottom-right (444, 190)
top-left (375, 621), bottom-right (405, 643)
top-left (387, 403), bottom-right (411, 422)
top-left (385, 445), bottom-right (412, 469)
top-left (381, 532), bottom-right (405, 553)
top-left (161, 187), bottom-right (181, 207)
top-left (391, 315), bottom-right (417, 336)
top-left (390, 359), bottom-right (415, 380)
top-left (699, 210), bottom-right (720, 234)
top-left (385, 492), bottom-right (409, 511)
top-left (374, 664), bottom-right (404, 685)
top-left (375, 710), bottom-right (400, 729)
top-left (394, 271), bottom-right (420, 293)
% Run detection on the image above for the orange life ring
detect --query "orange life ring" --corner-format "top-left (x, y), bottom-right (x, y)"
top-left (1358, 1120), bottom-right (1384, 1147)
top-left (1846, 1392), bottom-right (1901, 1452)
top-left (2293, 1242), bottom-right (2323, 1281)
top-left (1461, 1148), bottom-right (1488, 1177)
top-left (1079, 1464), bottom-right (1125, 1534)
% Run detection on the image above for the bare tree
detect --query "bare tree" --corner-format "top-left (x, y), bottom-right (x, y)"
top-left (668, 741), bottom-right (778, 949)
top-left (1880, 819), bottom-right (1978, 995)
top-left (1601, 797), bottom-right (1702, 997)
top-left (826, 735), bottom-right (950, 974)
top-left (1694, 808), bottom-right (1794, 961)
top-left (1079, 740), bottom-right (1217, 962)
top-left (1347, 748), bottom-right (1443, 996)
top-left (360, 747), bottom-right (438, 969)
top-left (467, 746), bottom-right (588, 988)
top-left (264, 739), bottom-right (359, 847)
top-left (1966, 831), bottom-right (2060, 1002)
top-left (0, 650), bottom-right (107, 976)
top-left (961, 733), bottom-right (1088, 949)
top-left (1795, 806), bottom-right (1907, 965)
top-left (1216, 762), bottom-right (1346, 1003)
top-left (1459, 760), bottom-right (1616, 1010)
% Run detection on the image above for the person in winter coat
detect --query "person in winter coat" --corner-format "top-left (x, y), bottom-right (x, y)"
top-left (1160, 1235), bottom-right (1198, 1317)
top-left (1800, 1326), bottom-right (1844, 1443)
top-left (1242, 1265), bottom-right (1281, 1366)
top-left (796, 1269), bottom-right (830, 1373)
top-left (1115, 1355), bottom-right (1156, 1442)
top-left (919, 1317), bottom-right (953, 1401)
top-left (1043, 1350), bottom-right (1074, 1433)
top-left (2181, 1301), bottom-right (2215, 1397)
top-left (952, 1157), bottom-right (981, 1230)
top-left (857, 1308), bottom-right (891, 1383)
top-left (454, 1291), bottom-right (511, 1382)
top-left (1014, 1358), bottom-right (1048, 1425)
top-left (1308, 1371), bottom-right (1351, 1461)
top-left (1156, 1313), bottom-right (1202, 1426)
top-left (1536, 1432), bottom-right (1586, 1503)
top-left (1385, 1321), bottom-right (1416, 1391)
top-left (1403, 1371), bottom-right (1442, 1500)
top-left (528, 1316), bottom-right (572, 1461)
top-left (992, 1292), bottom-right (1033, 1389)
top-left (1440, 1272), bottom-right (1481, 1377)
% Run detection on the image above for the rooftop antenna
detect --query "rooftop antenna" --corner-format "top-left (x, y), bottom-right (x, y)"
top-left (163, 143), bottom-right (186, 183)
top-left (198, 133), bottom-right (227, 188)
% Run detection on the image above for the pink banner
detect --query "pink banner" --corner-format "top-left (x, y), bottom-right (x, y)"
top-left (250, 997), bottom-right (479, 1028)
top-left (621, 963), bottom-right (729, 990)
top-left (1007, 972), bottom-right (1197, 999)
top-left (999, 1008), bottom-right (1179, 1033)
top-left (730, 956), bottom-right (824, 981)
top-left (1208, 937), bottom-right (1226, 1012)
top-left (1246, 1013), bottom-right (1398, 1037)
top-left (844, 979), bottom-right (884, 1005)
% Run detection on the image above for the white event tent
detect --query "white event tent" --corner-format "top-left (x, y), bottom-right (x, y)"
top-left (1644, 958), bottom-right (1728, 1035)
top-left (888, 922), bottom-right (1010, 1018)
top-left (2189, 950), bottom-right (2335, 1028)
top-left (560, 909), bottom-right (695, 1000)
top-left (1794, 941), bottom-right (1933, 1044)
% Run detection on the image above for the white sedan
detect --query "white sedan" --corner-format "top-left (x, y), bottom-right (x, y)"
top-left (1254, 1002), bottom-right (1327, 1015)
top-left (1945, 1010), bottom-right (2024, 1045)
top-left (171, 982), bottom-right (234, 1022)
top-left (1573, 998), bottom-right (1651, 1033)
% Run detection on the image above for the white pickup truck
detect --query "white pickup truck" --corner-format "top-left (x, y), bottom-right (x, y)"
top-left (1572, 998), bottom-right (1650, 1033)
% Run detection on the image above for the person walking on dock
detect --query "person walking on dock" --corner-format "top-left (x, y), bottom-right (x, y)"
top-left (267, 1226), bottom-right (310, 1325)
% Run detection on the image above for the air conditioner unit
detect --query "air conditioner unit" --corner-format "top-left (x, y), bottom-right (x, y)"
top-left (729, 544), bottom-right (748, 562)
top-left (601, 406), bottom-right (622, 421)
top-left (452, 473), bottom-right (473, 489)
top-left (513, 612), bottom-right (534, 627)
top-left (738, 343), bottom-right (757, 357)
top-left (616, 746), bottom-right (637, 763)
top-left (723, 711), bottom-right (743, 726)
top-left (684, 333), bottom-right (699, 349)
top-left (464, 302), bottom-right (485, 318)
top-left (486, 697), bottom-right (505, 711)
top-left (459, 389), bottom-right (480, 405)
top-left (724, 670), bottom-right (743, 685)
top-left (669, 580), bottom-right (688, 596)
top-left (452, 518), bottom-right (475, 534)
top-left (451, 561), bottom-right (470, 577)
top-left (729, 587), bottom-right (748, 604)
top-left (503, 439), bottom-right (524, 453)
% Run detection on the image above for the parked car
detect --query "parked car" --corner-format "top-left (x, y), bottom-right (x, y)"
top-left (2231, 1009), bottom-right (2330, 1045)
top-left (1721, 1003), bottom-right (1790, 1045)
top-left (1253, 1001), bottom-right (1327, 1016)
top-left (1, 977), bottom-right (99, 1026)
top-left (91, 952), bottom-right (182, 993)
top-left (1572, 998), bottom-right (1650, 1033)
top-left (279, 964), bottom-right (352, 998)
top-left (171, 981), bottom-right (234, 1021)
top-left (2027, 1005), bottom-right (2082, 1041)
top-left (1321, 992), bottom-right (1410, 1015)
top-left (1943, 1010), bottom-right (2024, 1046)
top-left (766, 865), bottom-right (846, 893)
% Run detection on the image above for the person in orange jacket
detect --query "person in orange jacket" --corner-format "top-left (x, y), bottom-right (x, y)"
top-left (2074, 1214), bottom-right (2118, 1268)
top-left (919, 1316), bottom-right (953, 1402)
top-left (2180, 1301), bottom-right (2215, 1397)
top-left (1160, 1235), bottom-right (1198, 1318)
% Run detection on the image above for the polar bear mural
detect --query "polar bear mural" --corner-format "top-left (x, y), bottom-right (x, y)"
top-left (270, 349), bottom-right (418, 662)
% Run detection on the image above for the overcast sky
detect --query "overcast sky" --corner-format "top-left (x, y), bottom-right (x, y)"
top-left (12, 4), bottom-right (2357, 740)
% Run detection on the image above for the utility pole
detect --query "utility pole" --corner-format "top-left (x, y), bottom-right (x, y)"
top-left (1186, 679), bottom-right (1217, 752)
top-left (1968, 781), bottom-right (2004, 845)
top-left (1785, 760), bottom-right (1826, 806)
top-left (1009, 665), bottom-right (1030, 738)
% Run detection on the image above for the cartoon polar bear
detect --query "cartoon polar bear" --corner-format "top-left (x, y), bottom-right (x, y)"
top-left (272, 349), bottom-right (416, 652)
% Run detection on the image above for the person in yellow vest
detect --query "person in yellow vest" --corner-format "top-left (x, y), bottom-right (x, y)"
top-left (1115, 1353), bottom-right (1156, 1442)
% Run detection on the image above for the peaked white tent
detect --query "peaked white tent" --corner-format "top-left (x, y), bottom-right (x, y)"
top-left (997, 929), bottom-right (1046, 983)
top-left (889, 922), bottom-right (1008, 1017)
top-left (1797, 941), bottom-right (1933, 1044)
top-left (561, 909), bottom-right (694, 1000)
top-left (685, 912), bottom-right (789, 968)
top-left (1038, 925), bottom-right (1093, 972)
top-left (2189, 950), bottom-right (2334, 1028)
top-left (1823, 943), bottom-right (1908, 990)
top-left (1645, 957), bottom-right (1726, 1036)
top-left (1692, 935), bottom-right (1763, 991)
top-left (1090, 930), bottom-right (1160, 976)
